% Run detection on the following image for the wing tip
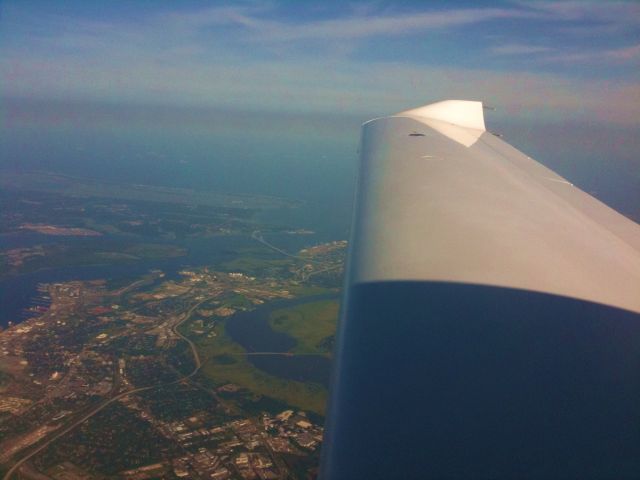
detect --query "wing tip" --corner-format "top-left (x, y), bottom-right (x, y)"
top-left (398, 99), bottom-right (486, 131)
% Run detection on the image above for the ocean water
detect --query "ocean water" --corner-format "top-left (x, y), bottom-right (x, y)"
top-left (1, 102), bottom-right (639, 330)
top-left (0, 105), bottom-right (361, 328)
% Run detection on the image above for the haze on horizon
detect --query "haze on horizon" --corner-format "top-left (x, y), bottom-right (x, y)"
top-left (1, 0), bottom-right (639, 218)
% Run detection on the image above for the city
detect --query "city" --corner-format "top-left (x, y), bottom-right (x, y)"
top-left (0, 224), bottom-right (345, 479)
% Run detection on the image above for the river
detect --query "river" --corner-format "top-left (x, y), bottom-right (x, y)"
top-left (225, 294), bottom-right (337, 387)
top-left (0, 230), bottom-right (321, 328)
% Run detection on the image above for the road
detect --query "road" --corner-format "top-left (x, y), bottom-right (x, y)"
top-left (171, 296), bottom-right (213, 373)
top-left (230, 351), bottom-right (327, 357)
top-left (109, 273), bottom-right (160, 297)
top-left (3, 296), bottom-right (211, 480)
top-left (251, 230), bottom-right (324, 264)
top-left (2, 383), bottom-right (155, 480)
top-left (302, 263), bottom-right (342, 281)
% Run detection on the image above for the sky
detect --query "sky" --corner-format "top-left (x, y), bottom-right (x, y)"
top-left (1, 0), bottom-right (639, 124)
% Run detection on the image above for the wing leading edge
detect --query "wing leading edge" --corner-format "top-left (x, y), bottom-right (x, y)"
top-left (320, 100), bottom-right (640, 479)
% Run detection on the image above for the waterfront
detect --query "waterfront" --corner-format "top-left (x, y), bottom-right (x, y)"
top-left (0, 230), bottom-right (324, 329)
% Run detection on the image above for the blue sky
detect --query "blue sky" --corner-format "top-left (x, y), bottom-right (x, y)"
top-left (1, 1), bottom-right (639, 124)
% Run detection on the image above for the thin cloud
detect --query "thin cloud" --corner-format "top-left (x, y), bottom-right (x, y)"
top-left (154, 4), bottom-right (541, 43)
top-left (542, 44), bottom-right (640, 64)
top-left (606, 44), bottom-right (640, 60)
top-left (245, 8), bottom-right (537, 42)
top-left (490, 44), bottom-right (552, 55)
top-left (517, 1), bottom-right (640, 30)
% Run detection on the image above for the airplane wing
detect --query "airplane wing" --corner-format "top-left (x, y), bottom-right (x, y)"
top-left (320, 100), bottom-right (640, 479)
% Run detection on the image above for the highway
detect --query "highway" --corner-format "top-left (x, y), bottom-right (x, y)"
top-left (171, 297), bottom-right (210, 374)
top-left (230, 351), bottom-right (327, 357)
top-left (3, 296), bottom-right (211, 480)
top-left (251, 230), bottom-right (324, 264)
top-left (2, 383), bottom-right (156, 480)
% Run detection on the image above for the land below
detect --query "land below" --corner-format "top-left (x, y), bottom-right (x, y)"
top-left (0, 174), bottom-right (346, 480)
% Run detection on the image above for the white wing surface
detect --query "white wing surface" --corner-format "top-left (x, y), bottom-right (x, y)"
top-left (321, 100), bottom-right (640, 479)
